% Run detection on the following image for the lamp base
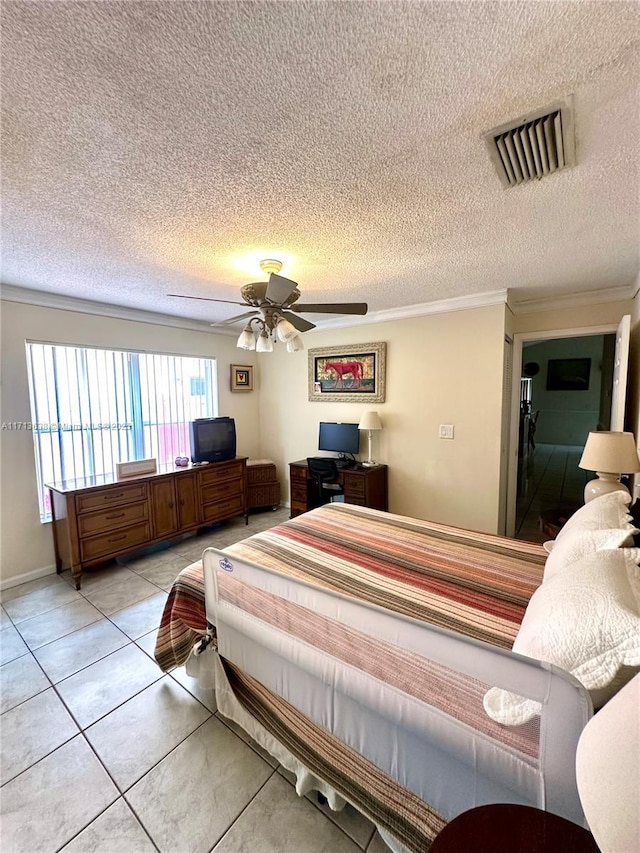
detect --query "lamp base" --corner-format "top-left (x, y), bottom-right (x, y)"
top-left (361, 460), bottom-right (376, 468)
top-left (583, 472), bottom-right (629, 504)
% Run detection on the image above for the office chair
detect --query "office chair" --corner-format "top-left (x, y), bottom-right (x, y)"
top-left (306, 458), bottom-right (344, 509)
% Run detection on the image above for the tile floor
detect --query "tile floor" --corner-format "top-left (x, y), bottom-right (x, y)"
top-left (515, 443), bottom-right (589, 542)
top-left (1, 507), bottom-right (388, 853)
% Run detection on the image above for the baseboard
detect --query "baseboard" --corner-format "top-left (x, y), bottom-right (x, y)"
top-left (1, 563), bottom-right (57, 591)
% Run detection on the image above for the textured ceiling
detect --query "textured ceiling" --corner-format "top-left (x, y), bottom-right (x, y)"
top-left (2, 1), bottom-right (639, 327)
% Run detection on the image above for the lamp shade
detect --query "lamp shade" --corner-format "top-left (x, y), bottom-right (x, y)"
top-left (286, 334), bottom-right (304, 352)
top-left (256, 330), bottom-right (273, 353)
top-left (359, 411), bottom-right (382, 431)
top-left (276, 317), bottom-right (298, 342)
top-left (578, 431), bottom-right (640, 474)
top-left (236, 326), bottom-right (256, 350)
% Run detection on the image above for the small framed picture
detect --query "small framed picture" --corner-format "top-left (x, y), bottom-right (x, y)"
top-left (230, 364), bottom-right (254, 392)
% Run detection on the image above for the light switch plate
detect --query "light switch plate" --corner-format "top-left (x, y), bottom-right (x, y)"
top-left (439, 424), bottom-right (455, 439)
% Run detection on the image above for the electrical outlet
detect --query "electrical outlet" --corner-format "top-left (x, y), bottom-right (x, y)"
top-left (439, 424), bottom-right (455, 439)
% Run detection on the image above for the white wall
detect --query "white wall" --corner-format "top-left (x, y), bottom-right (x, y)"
top-left (0, 300), bottom-right (260, 584)
top-left (257, 304), bottom-right (508, 533)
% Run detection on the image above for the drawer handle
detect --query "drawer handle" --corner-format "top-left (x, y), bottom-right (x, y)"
top-left (108, 534), bottom-right (127, 543)
top-left (105, 512), bottom-right (125, 520)
top-left (105, 492), bottom-right (124, 500)
top-left (168, 502), bottom-right (174, 509)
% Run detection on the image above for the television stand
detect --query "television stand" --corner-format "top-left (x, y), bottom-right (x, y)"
top-left (289, 460), bottom-right (387, 517)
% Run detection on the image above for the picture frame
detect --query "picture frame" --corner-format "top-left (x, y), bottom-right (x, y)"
top-left (546, 358), bottom-right (591, 391)
top-left (308, 342), bottom-right (386, 403)
top-left (230, 364), bottom-right (254, 392)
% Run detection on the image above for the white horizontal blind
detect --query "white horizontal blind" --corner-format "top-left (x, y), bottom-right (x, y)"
top-left (25, 343), bottom-right (218, 522)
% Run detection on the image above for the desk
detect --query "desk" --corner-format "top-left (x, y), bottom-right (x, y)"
top-left (289, 460), bottom-right (388, 518)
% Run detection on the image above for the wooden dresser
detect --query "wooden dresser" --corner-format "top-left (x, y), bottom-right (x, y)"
top-left (47, 457), bottom-right (247, 589)
top-left (289, 460), bottom-right (388, 518)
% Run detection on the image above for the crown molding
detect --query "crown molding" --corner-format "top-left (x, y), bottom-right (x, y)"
top-left (312, 289), bottom-right (509, 331)
top-left (508, 283), bottom-right (636, 315)
top-left (0, 284), bottom-right (220, 334)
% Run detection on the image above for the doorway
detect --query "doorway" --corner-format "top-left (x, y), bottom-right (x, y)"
top-left (505, 320), bottom-right (628, 540)
top-left (515, 333), bottom-right (616, 539)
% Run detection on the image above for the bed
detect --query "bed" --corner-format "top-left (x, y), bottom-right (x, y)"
top-left (154, 498), bottom-right (640, 851)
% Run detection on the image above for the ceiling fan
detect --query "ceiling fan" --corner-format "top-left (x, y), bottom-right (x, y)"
top-left (168, 259), bottom-right (368, 352)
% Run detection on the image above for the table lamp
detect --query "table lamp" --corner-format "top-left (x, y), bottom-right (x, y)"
top-left (578, 431), bottom-right (640, 503)
top-left (358, 411), bottom-right (382, 467)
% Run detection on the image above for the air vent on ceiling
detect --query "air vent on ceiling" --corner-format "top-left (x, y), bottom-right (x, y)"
top-left (483, 99), bottom-right (575, 189)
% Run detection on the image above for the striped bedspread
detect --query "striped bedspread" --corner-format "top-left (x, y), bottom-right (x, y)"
top-left (155, 502), bottom-right (546, 670)
top-left (154, 503), bottom-right (547, 850)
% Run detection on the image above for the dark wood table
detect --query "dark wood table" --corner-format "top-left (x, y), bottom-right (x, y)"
top-left (429, 804), bottom-right (599, 852)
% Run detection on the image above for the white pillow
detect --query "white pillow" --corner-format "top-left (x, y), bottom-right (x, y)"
top-left (555, 490), bottom-right (635, 542)
top-left (484, 548), bottom-right (640, 725)
top-left (543, 526), bottom-right (637, 582)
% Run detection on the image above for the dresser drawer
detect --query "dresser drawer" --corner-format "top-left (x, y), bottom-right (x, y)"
top-left (343, 474), bottom-right (365, 496)
top-left (78, 501), bottom-right (149, 537)
top-left (201, 479), bottom-right (242, 504)
top-left (290, 465), bottom-right (308, 483)
top-left (199, 461), bottom-right (245, 486)
top-left (202, 495), bottom-right (244, 523)
top-left (76, 483), bottom-right (148, 513)
top-left (291, 483), bottom-right (308, 502)
top-left (80, 522), bottom-right (151, 562)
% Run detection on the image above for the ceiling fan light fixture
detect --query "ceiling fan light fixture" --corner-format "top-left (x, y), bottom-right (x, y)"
top-left (258, 258), bottom-right (283, 276)
top-left (286, 334), bottom-right (304, 353)
top-left (276, 317), bottom-right (297, 342)
top-left (236, 325), bottom-right (256, 350)
top-left (256, 329), bottom-right (274, 353)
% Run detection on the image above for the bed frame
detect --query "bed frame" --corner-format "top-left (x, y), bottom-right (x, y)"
top-left (200, 545), bottom-right (592, 848)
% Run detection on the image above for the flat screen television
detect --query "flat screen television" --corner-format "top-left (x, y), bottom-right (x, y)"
top-left (318, 421), bottom-right (360, 456)
top-left (190, 417), bottom-right (236, 463)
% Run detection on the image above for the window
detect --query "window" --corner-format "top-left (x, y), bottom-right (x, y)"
top-left (26, 343), bottom-right (218, 522)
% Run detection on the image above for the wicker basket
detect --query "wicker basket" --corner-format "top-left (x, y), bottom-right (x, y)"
top-left (246, 459), bottom-right (280, 509)
top-left (247, 459), bottom-right (277, 485)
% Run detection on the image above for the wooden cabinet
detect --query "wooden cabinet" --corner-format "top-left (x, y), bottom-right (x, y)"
top-left (48, 458), bottom-right (247, 589)
top-left (288, 461), bottom-right (388, 518)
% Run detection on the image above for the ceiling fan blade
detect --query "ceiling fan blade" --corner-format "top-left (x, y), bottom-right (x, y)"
top-left (280, 311), bottom-right (316, 332)
top-left (210, 311), bottom-right (259, 327)
top-left (291, 302), bottom-right (368, 315)
top-left (168, 294), bottom-right (248, 306)
top-left (265, 273), bottom-right (298, 305)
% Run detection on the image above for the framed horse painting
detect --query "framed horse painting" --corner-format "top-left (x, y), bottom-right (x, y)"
top-left (308, 342), bottom-right (386, 403)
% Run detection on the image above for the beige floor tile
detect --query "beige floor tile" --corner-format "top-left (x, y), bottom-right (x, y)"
top-left (0, 736), bottom-right (119, 853)
top-left (212, 772), bottom-right (360, 852)
top-left (56, 643), bottom-right (162, 728)
top-left (0, 573), bottom-right (68, 605)
top-left (83, 574), bottom-right (159, 616)
top-left (126, 716), bottom-right (274, 853)
top-left (0, 653), bottom-right (50, 714)
top-left (366, 831), bottom-right (392, 852)
top-left (1, 688), bottom-right (79, 784)
top-left (109, 591), bottom-right (168, 640)
top-left (133, 555), bottom-right (192, 590)
top-left (3, 580), bottom-right (81, 623)
top-left (16, 598), bottom-right (102, 650)
top-left (216, 711), bottom-right (278, 768)
top-left (306, 796), bottom-right (376, 849)
top-left (62, 565), bottom-right (135, 594)
top-left (59, 797), bottom-right (156, 853)
top-left (85, 676), bottom-right (210, 790)
top-left (171, 664), bottom-right (217, 712)
top-left (34, 618), bottom-right (129, 683)
top-left (135, 629), bottom-right (158, 658)
top-left (0, 623), bottom-right (29, 665)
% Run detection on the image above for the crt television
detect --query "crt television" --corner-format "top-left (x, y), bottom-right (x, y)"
top-left (318, 421), bottom-right (359, 455)
top-left (189, 417), bottom-right (236, 463)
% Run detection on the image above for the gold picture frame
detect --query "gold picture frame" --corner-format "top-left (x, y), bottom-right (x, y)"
top-left (230, 364), bottom-right (254, 392)
top-left (308, 342), bottom-right (386, 403)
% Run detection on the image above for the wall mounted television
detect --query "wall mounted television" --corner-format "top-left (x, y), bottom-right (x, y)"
top-left (190, 417), bottom-right (236, 463)
top-left (318, 421), bottom-right (360, 456)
